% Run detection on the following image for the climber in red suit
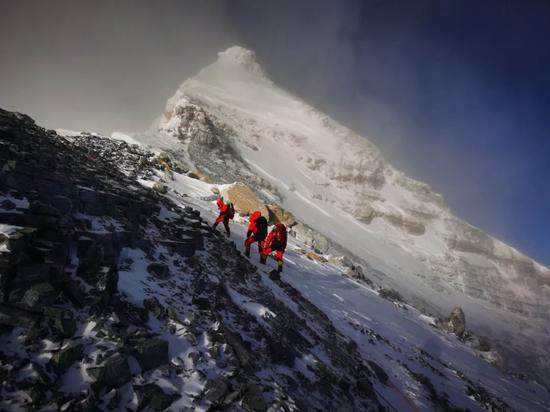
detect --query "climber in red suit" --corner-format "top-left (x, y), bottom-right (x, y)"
top-left (212, 198), bottom-right (234, 236)
top-left (261, 223), bottom-right (287, 272)
top-left (244, 211), bottom-right (268, 260)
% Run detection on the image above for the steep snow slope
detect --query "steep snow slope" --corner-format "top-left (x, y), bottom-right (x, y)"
top-left (161, 172), bottom-right (550, 411)
top-left (121, 46), bottom-right (550, 383)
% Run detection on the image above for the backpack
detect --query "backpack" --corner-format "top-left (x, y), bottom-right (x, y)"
top-left (227, 203), bottom-right (235, 219)
top-left (255, 216), bottom-right (268, 241)
top-left (271, 223), bottom-right (287, 247)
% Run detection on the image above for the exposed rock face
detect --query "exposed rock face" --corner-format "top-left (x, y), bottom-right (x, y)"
top-left (448, 307), bottom-right (466, 337)
top-left (437, 307), bottom-right (466, 337)
top-left (224, 183), bottom-right (269, 217)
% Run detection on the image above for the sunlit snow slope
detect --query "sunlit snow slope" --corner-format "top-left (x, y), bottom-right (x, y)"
top-left (125, 46), bottom-right (550, 382)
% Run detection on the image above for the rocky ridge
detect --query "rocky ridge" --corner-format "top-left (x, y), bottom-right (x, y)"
top-left (0, 109), bottom-right (390, 411)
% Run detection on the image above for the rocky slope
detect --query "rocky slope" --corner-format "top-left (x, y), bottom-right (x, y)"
top-left (3, 109), bottom-right (550, 410)
top-left (0, 109), bottom-right (389, 411)
top-left (118, 46), bottom-right (550, 384)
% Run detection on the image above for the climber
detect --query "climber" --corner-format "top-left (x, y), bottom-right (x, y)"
top-left (212, 198), bottom-right (234, 236)
top-left (244, 211), bottom-right (268, 260)
top-left (261, 223), bottom-right (287, 273)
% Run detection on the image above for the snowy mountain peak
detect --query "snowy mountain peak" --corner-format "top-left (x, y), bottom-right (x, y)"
top-left (217, 46), bottom-right (265, 74)
top-left (136, 48), bottom-right (550, 384)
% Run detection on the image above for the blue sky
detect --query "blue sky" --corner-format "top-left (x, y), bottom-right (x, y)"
top-left (1, 0), bottom-right (548, 264)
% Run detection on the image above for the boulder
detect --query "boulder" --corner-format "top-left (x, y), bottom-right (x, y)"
top-left (87, 353), bottom-right (132, 388)
top-left (44, 307), bottom-right (77, 338)
top-left (51, 195), bottom-right (73, 215)
top-left (378, 288), bottom-right (403, 302)
top-left (21, 282), bottom-right (58, 309)
top-left (488, 351), bottom-right (506, 372)
top-left (224, 183), bottom-right (268, 217)
top-left (203, 377), bottom-right (229, 403)
top-left (267, 204), bottom-right (296, 226)
top-left (51, 344), bottom-right (84, 374)
top-left (96, 266), bottom-right (119, 304)
top-left (448, 307), bottom-right (466, 337)
top-left (147, 263), bottom-right (170, 280)
top-left (134, 383), bottom-right (179, 411)
top-left (241, 383), bottom-right (266, 412)
top-left (152, 182), bottom-right (168, 194)
top-left (134, 338), bottom-right (169, 371)
top-left (143, 296), bottom-right (166, 319)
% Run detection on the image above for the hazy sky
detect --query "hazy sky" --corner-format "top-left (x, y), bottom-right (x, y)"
top-left (1, 0), bottom-right (549, 264)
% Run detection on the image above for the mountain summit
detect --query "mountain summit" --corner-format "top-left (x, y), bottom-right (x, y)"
top-left (128, 46), bottom-right (550, 384)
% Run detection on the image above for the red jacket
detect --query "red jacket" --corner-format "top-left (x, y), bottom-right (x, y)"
top-left (217, 199), bottom-right (228, 214)
top-left (247, 211), bottom-right (262, 236)
top-left (265, 224), bottom-right (287, 250)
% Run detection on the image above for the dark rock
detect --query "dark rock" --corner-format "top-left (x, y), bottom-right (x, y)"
top-left (241, 383), bottom-right (266, 412)
top-left (30, 200), bottom-right (61, 217)
top-left (203, 377), bottom-right (229, 403)
top-left (0, 198), bottom-right (16, 210)
top-left (464, 333), bottom-right (491, 351)
top-left (15, 263), bottom-right (53, 285)
top-left (219, 324), bottom-right (251, 369)
top-left (134, 383), bottom-right (179, 411)
top-left (367, 360), bottom-right (389, 385)
top-left (87, 353), bottom-right (132, 388)
top-left (0, 303), bottom-right (42, 328)
top-left (157, 238), bottom-right (195, 257)
top-left (147, 262), bottom-right (170, 280)
top-left (134, 338), bottom-right (169, 371)
top-left (192, 296), bottom-right (210, 310)
top-left (266, 338), bottom-right (295, 367)
top-left (51, 344), bottom-right (84, 374)
top-left (96, 266), bottom-right (118, 305)
top-left (51, 195), bottom-right (73, 215)
top-left (21, 282), bottom-right (58, 309)
top-left (378, 288), bottom-right (403, 302)
top-left (143, 296), bottom-right (165, 319)
top-left (356, 377), bottom-right (377, 400)
top-left (43, 306), bottom-right (76, 337)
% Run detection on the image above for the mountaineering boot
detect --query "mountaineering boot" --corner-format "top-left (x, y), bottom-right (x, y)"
top-left (277, 260), bottom-right (283, 273)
